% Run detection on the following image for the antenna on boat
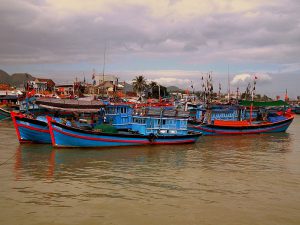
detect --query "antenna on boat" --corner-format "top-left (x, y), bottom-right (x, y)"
top-left (227, 64), bottom-right (230, 102)
top-left (102, 42), bottom-right (107, 98)
top-left (201, 73), bottom-right (204, 103)
top-left (285, 88), bottom-right (288, 101)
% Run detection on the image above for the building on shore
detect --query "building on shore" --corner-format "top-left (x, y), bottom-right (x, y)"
top-left (27, 78), bottom-right (55, 93)
top-left (94, 75), bottom-right (118, 86)
top-left (55, 84), bottom-right (74, 97)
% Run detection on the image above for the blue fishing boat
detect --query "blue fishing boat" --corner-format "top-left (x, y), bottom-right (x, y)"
top-left (46, 108), bottom-right (202, 148)
top-left (11, 112), bottom-right (95, 143)
top-left (11, 112), bottom-right (52, 143)
top-left (188, 100), bottom-right (294, 135)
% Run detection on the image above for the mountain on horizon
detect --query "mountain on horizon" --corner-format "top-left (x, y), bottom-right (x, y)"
top-left (0, 69), bottom-right (11, 84)
top-left (167, 85), bottom-right (181, 92)
top-left (0, 69), bottom-right (35, 87)
top-left (11, 73), bottom-right (35, 87)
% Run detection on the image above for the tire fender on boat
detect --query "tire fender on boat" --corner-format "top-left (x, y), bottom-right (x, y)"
top-left (147, 133), bottom-right (157, 143)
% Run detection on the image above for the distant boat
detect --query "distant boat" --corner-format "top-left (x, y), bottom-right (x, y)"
top-left (188, 100), bottom-right (294, 135)
top-left (0, 107), bottom-right (11, 120)
top-left (35, 97), bottom-right (105, 112)
top-left (291, 105), bottom-right (300, 114)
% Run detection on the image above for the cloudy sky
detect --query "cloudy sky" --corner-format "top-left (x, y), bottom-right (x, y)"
top-left (1, 0), bottom-right (300, 98)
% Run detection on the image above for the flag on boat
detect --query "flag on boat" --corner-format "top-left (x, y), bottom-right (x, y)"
top-left (285, 89), bottom-right (289, 101)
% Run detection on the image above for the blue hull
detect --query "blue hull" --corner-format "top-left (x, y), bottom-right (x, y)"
top-left (188, 116), bottom-right (294, 136)
top-left (48, 119), bottom-right (201, 148)
top-left (12, 113), bottom-right (51, 143)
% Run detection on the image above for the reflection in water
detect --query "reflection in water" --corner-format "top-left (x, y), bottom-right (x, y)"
top-left (14, 144), bottom-right (191, 181)
top-left (13, 132), bottom-right (293, 181)
top-left (14, 144), bottom-right (55, 180)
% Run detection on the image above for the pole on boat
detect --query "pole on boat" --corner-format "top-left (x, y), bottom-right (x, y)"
top-left (158, 84), bottom-right (161, 102)
top-left (102, 42), bottom-right (107, 99)
top-left (227, 65), bottom-right (230, 103)
top-left (249, 75), bottom-right (257, 123)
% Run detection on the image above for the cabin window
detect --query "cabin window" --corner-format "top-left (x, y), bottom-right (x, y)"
top-left (180, 120), bottom-right (187, 127)
top-left (162, 120), bottom-right (166, 125)
top-left (171, 120), bottom-right (176, 124)
top-left (156, 119), bottom-right (160, 125)
top-left (107, 108), bottom-right (116, 114)
top-left (120, 107), bottom-right (127, 114)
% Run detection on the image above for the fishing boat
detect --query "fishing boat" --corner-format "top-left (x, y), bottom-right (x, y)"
top-left (11, 111), bottom-right (98, 143)
top-left (291, 105), bottom-right (300, 114)
top-left (0, 107), bottom-right (11, 120)
top-left (11, 112), bottom-right (52, 143)
top-left (188, 100), bottom-right (294, 135)
top-left (46, 108), bottom-right (202, 148)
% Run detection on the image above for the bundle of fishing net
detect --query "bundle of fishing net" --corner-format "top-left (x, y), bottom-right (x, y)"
top-left (93, 124), bottom-right (118, 133)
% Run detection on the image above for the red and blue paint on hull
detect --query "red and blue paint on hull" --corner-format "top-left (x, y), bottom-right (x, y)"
top-left (47, 117), bottom-right (201, 148)
top-left (11, 112), bottom-right (51, 144)
top-left (188, 115), bottom-right (294, 136)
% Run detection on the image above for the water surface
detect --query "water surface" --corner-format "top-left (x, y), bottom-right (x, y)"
top-left (0, 117), bottom-right (300, 225)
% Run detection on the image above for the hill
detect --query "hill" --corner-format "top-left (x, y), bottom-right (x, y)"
top-left (167, 86), bottom-right (181, 92)
top-left (11, 73), bottom-right (35, 87)
top-left (0, 69), bottom-right (11, 84)
top-left (0, 69), bottom-right (35, 87)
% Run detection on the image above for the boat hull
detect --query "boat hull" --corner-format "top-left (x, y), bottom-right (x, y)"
top-left (48, 119), bottom-right (201, 148)
top-left (0, 107), bottom-right (11, 120)
top-left (188, 116), bottom-right (294, 135)
top-left (11, 112), bottom-right (51, 143)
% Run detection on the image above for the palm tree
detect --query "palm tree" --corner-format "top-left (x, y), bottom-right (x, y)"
top-left (132, 75), bottom-right (147, 98)
top-left (148, 81), bottom-right (157, 97)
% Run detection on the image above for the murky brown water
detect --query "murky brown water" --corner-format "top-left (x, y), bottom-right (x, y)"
top-left (1, 117), bottom-right (300, 225)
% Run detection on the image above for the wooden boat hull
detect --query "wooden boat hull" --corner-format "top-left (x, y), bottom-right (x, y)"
top-left (47, 118), bottom-right (201, 148)
top-left (0, 107), bottom-right (11, 120)
top-left (11, 112), bottom-right (51, 144)
top-left (293, 107), bottom-right (300, 114)
top-left (188, 115), bottom-right (294, 135)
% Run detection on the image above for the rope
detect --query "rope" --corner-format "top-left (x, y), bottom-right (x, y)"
top-left (0, 152), bottom-right (17, 167)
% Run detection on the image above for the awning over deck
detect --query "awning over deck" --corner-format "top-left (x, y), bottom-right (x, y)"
top-left (239, 100), bottom-right (289, 107)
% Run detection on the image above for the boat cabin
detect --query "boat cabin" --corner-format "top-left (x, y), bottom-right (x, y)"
top-left (131, 108), bottom-right (189, 136)
top-left (104, 104), bottom-right (133, 130)
top-left (190, 105), bottom-right (258, 123)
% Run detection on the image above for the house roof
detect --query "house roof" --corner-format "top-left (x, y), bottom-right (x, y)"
top-left (96, 81), bottom-right (114, 88)
top-left (35, 78), bottom-right (55, 86)
top-left (56, 84), bottom-right (74, 88)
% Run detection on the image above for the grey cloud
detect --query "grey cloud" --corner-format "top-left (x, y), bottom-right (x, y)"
top-left (1, 0), bottom-right (300, 71)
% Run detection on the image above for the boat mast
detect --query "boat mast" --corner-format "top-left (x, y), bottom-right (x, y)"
top-left (249, 75), bottom-right (257, 123)
top-left (102, 43), bottom-right (107, 98)
top-left (227, 64), bottom-right (230, 102)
